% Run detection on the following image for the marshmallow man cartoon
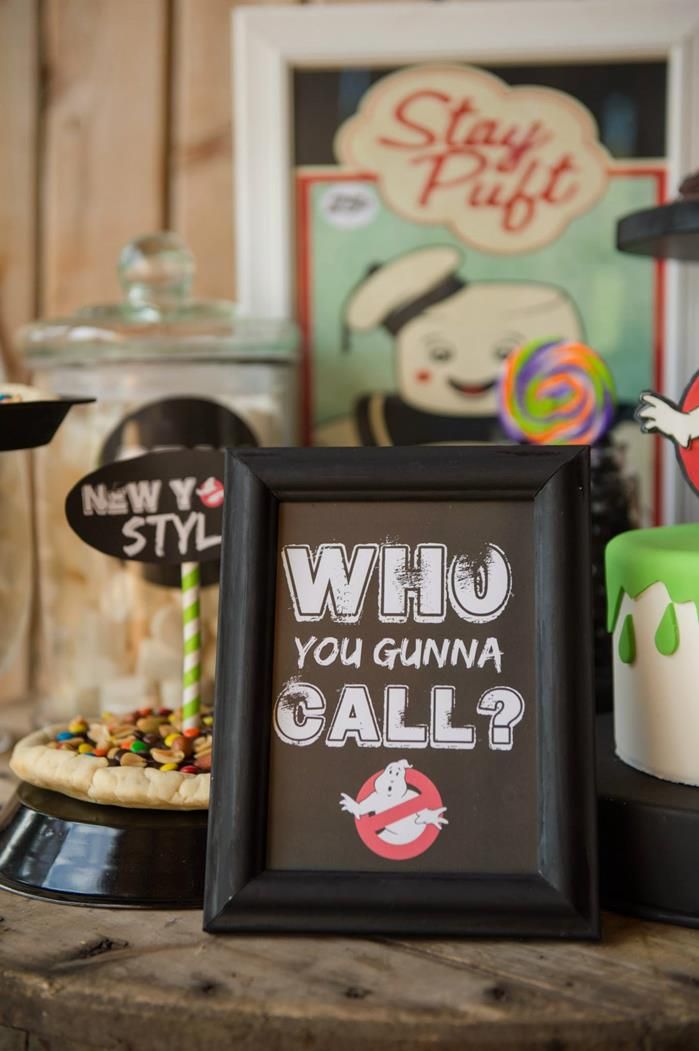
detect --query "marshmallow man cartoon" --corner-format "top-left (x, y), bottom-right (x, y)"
top-left (330, 245), bottom-right (585, 445)
top-left (340, 759), bottom-right (447, 846)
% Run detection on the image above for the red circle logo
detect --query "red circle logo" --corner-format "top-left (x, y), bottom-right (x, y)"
top-left (353, 765), bottom-right (445, 861)
top-left (196, 477), bottom-right (225, 509)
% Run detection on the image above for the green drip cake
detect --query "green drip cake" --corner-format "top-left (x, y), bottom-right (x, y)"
top-left (606, 524), bottom-right (699, 785)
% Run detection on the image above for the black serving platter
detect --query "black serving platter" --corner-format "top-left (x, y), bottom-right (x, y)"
top-left (0, 397), bottom-right (95, 452)
top-left (598, 713), bottom-right (699, 929)
top-left (616, 199), bottom-right (699, 262)
top-left (0, 781), bottom-right (206, 908)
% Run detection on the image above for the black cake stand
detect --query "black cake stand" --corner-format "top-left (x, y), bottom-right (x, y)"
top-left (0, 782), bottom-right (206, 908)
top-left (597, 714), bottom-right (699, 928)
top-left (601, 197), bottom-right (699, 927)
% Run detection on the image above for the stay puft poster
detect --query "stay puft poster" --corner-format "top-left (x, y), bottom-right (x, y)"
top-left (294, 60), bottom-right (667, 523)
top-left (266, 500), bottom-right (536, 874)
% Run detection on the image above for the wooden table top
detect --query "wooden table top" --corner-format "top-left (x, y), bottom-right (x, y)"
top-left (2, 706), bottom-right (699, 1050)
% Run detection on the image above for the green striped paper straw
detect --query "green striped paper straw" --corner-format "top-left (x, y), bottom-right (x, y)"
top-left (181, 561), bottom-right (202, 731)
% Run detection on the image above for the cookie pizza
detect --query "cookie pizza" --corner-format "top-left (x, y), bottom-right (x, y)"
top-left (11, 706), bottom-right (211, 809)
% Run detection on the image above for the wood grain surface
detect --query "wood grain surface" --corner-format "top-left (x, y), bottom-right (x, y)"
top-left (0, 0), bottom-right (39, 704)
top-left (2, 888), bottom-right (699, 1050)
top-left (0, 0), bottom-right (39, 342)
top-left (171, 0), bottom-right (236, 301)
top-left (171, 0), bottom-right (301, 301)
top-left (40, 0), bottom-right (168, 315)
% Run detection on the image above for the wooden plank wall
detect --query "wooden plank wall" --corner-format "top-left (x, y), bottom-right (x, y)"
top-left (0, 0), bottom-right (38, 364)
top-left (0, 0), bottom-right (39, 703)
top-left (0, 0), bottom-right (321, 702)
top-left (41, 0), bottom-right (169, 314)
top-left (1, 0), bottom-right (324, 331)
top-left (3, 0), bottom-right (412, 324)
top-left (4, 0), bottom-right (414, 703)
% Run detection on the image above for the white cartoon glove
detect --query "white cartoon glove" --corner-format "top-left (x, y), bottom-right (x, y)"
top-left (339, 793), bottom-right (361, 817)
top-left (415, 807), bottom-right (448, 829)
top-left (636, 392), bottom-right (694, 448)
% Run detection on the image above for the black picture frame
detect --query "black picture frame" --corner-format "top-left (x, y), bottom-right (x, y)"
top-left (204, 446), bottom-right (598, 938)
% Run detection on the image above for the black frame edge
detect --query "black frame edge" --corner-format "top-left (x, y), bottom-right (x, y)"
top-left (204, 447), bottom-right (599, 938)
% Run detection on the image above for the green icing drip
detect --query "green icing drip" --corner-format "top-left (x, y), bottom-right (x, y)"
top-left (606, 525), bottom-right (699, 633)
top-left (608, 587), bottom-right (623, 638)
top-left (618, 614), bottom-right (636, 664)
top-left (655, 603), bottom-right (680, 656)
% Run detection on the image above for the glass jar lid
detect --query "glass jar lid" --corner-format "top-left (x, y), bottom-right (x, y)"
top-left (21, 233), bottom-right (298, 367)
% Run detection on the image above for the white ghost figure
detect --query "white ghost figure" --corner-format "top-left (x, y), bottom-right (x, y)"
top-left (339, 759), bottom-right (447, 846)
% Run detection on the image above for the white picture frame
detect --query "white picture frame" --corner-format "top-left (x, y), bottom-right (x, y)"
top-left (233, 0), bottom-right (699, 523)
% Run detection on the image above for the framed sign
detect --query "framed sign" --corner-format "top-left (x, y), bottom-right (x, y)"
top-left (204, 446), bottom-right (598, 937)
top-left (232, 0), bottom-right (699, 526)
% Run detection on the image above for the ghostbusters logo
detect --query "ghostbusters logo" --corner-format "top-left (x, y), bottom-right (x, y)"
top-left (197, 476), bottom-right (225, 509)
top-left (340, 760), bottom-right (447, 860)
top-left (335, 64), bottom-right (609, 255)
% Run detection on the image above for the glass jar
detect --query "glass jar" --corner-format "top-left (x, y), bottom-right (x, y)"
top-left (21, 233), bottom-right (298, 721)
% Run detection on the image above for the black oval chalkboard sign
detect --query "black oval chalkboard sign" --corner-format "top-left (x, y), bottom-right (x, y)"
top-left (65, 449), bottom-right (225, 564)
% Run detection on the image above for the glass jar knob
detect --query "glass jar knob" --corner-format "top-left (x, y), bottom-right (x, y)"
top-left (118, 232), bottom-right (195, 311)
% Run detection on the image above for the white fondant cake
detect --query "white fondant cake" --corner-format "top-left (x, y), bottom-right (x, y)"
top-left (607, 525), bottom-right (699, 786)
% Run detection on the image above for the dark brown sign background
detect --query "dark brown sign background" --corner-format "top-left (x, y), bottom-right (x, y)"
top-left (266, 500), bottom-right (536, 874)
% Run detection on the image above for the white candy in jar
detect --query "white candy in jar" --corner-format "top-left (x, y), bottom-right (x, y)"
top-left (22, 233), bottom-right (298, 723)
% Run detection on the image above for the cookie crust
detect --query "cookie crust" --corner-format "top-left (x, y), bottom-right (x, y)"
top-left (11, 726), bottom-right (210, 809)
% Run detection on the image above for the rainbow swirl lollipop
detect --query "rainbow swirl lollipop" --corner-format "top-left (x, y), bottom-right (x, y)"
top-left (498, 339), bottom-right (616, 445)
